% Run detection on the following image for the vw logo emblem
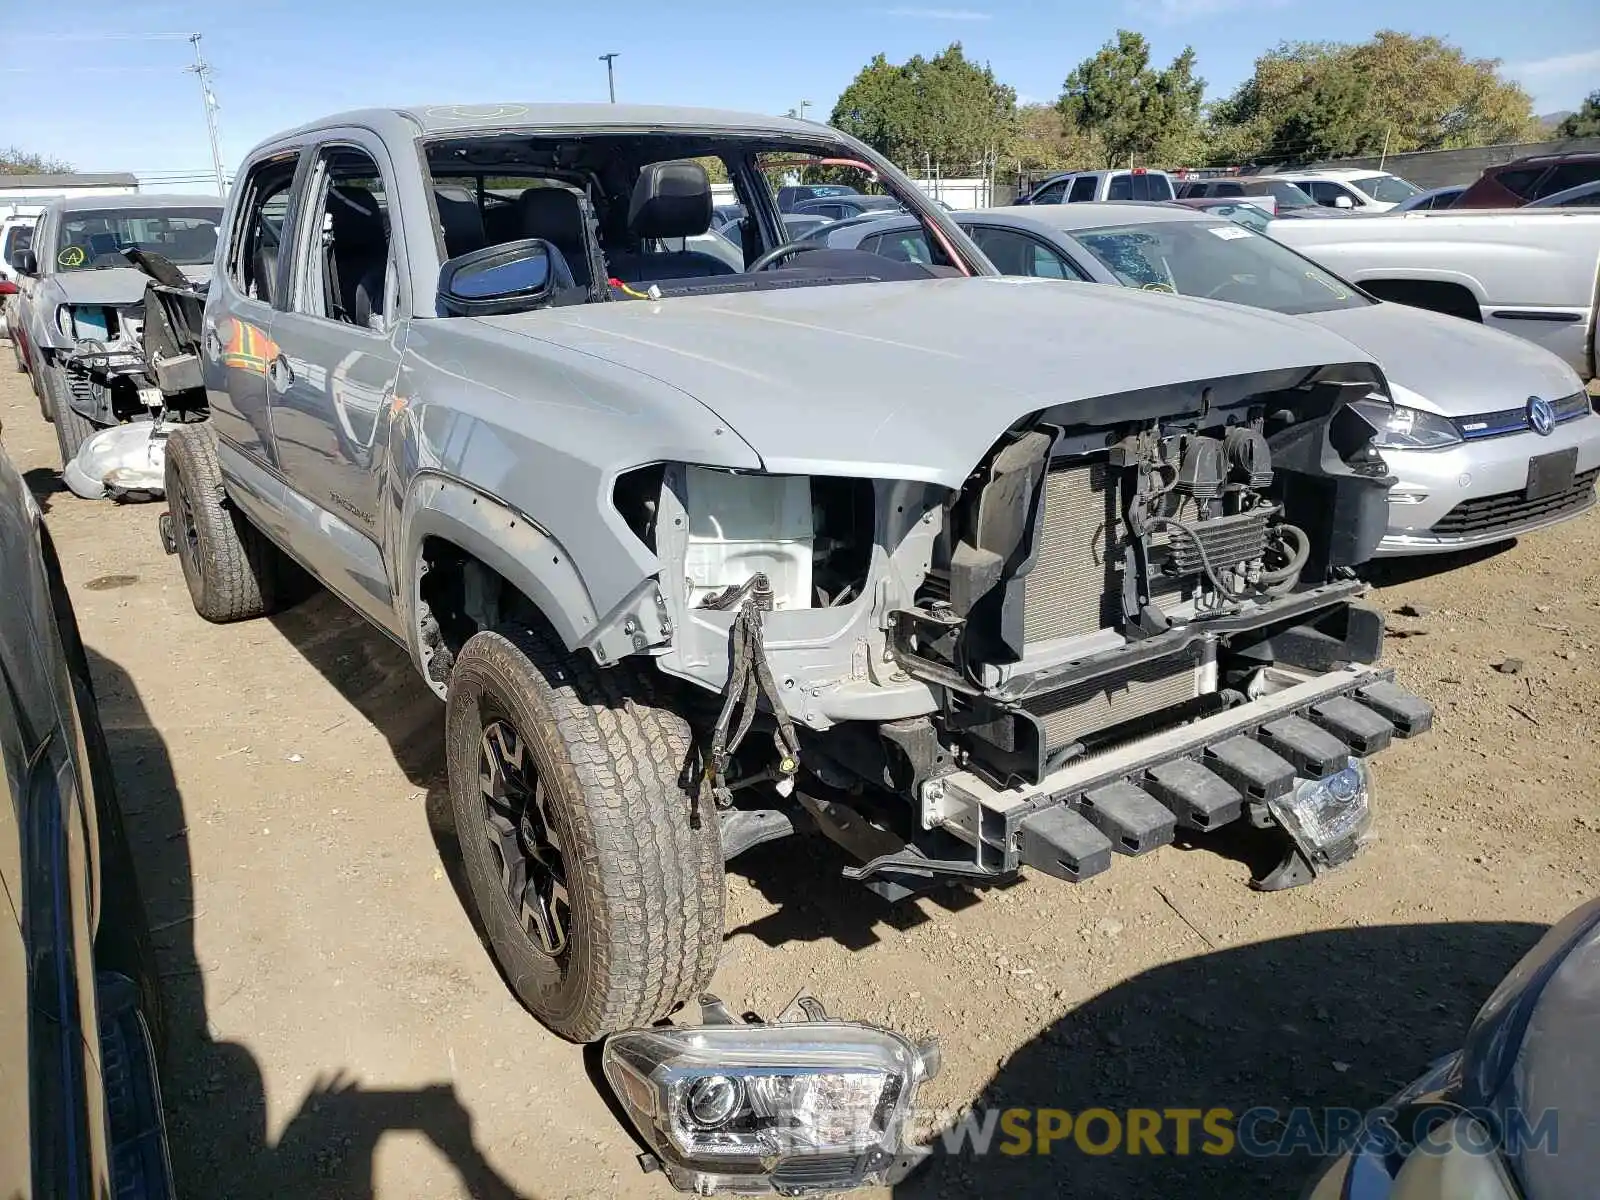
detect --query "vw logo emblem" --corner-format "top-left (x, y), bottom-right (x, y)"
top-left (1528, 396), bottom-right (1556, 437)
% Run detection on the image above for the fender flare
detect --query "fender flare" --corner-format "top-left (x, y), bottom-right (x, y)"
top-left (399, 473), bottom-right (600, 680)
top-left (1346, 267), bottom-right (1488, 306)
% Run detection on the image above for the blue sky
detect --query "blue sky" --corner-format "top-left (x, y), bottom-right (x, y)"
top-left (4, 0), bottom-right (1596, 183)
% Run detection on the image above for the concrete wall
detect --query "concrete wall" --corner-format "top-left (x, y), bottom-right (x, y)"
top-left (1307, 137), bottom-right (1600, 190)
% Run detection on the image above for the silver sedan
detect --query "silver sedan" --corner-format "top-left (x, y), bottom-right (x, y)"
top-left (810, 204), bottom-right (1599, 556)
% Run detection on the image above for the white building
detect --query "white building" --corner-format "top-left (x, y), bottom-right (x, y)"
top-left (0, 172), bottom-right (140, 220)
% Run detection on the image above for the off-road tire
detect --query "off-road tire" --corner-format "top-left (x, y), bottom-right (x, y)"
top-left (43, 363), bottom-right (97, 468)
top-left (164, 423), bottom-right (286, 622)
top-left (446, 625), bottom-right (725, 1042)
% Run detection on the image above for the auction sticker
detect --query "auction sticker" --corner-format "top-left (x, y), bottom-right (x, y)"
top-left (57, 245), bottom-right (87, 267)
top-left (1208, 225), bottom-right (1254, 240)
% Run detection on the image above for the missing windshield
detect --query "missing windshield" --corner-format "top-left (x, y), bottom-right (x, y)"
top-left (421, 129), bottom-right (975, 308)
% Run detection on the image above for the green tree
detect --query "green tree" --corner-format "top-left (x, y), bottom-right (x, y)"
top-left (1556, 91), bottom-right (1600, 137)
top-left (831, 43), bottom-right (1016, 174)
top-left (1057, 31), bottom-right (1205, 168)
top-left (1005, 103), bottom-right (1103, 174)
top-left (1208, 33), bottom-right (1540, 167)
top-left (1, 147), bottom-right (73, 175)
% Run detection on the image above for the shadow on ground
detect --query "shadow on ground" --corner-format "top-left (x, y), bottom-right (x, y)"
top-left (262, 591), bottom-right (486, 935)
top-left (264, 589), bottom-right (1303, 962)
top-left (23, 465), bottom-right (65, 513)
top-left (1361, 541), bottom-right (1512, 587)
top-left (89, 646), bottom-right (533, 1199)
top-left (894, 919), bottom-right (1546, 1200)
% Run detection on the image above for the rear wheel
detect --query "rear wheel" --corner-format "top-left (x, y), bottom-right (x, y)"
top-left (43, 362), bottom-right (97, 468)
top-left (445, 625), bottom-right (724, 1042)
top-left (164, 424), bottom-right (288, 622)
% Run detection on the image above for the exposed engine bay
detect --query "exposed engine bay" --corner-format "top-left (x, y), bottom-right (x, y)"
top-left (57, 249), bottom-right (209, 500)
top-left (893, 388), bottom-right (1394, 789)
top-left (650, 368), bottom-right (1428, 897)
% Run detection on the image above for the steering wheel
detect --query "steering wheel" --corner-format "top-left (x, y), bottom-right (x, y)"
top-left (1202, 277), bottom-right (1255, 302)
top-left (746, 240), bottom-right (824, 272)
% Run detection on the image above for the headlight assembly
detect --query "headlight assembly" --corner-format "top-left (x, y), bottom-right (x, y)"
top-left (602, 1008), bottom-right (938, 1195)
top-left (1268, 756), bottom-right (1372, 871)
top-left (1349, 399), bottom-right (1461, 450)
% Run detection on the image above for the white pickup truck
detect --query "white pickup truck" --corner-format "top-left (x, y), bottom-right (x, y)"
top-left (1271, 209), bottom-right (1600, 381)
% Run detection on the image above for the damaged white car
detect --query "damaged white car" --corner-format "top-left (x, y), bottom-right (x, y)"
top-left (7, 194), bottom-right (221, 498)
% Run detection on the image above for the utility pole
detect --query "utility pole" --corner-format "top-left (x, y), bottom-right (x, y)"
top-left (598, 52), bottom-right (619, 103)
top-left (1378, 125), bottom-right (1391, 171)
top-left (185, 33), bottom-right (226, 196)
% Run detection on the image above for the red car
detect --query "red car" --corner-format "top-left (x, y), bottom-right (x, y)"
top-left (1455, 151), bottom-right (1600, 208)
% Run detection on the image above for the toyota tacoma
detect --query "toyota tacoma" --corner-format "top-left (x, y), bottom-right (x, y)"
top-left (155, 104), bottom-right (1431, 1052)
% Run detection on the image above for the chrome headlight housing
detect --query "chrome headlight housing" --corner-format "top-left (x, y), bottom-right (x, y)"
top-left (603, 1018), bottom-right (937, 1195)
top-left (1268, 756), bottom-right (1373, 870)
top-left (1349, 399), bottom-right (1461, 450)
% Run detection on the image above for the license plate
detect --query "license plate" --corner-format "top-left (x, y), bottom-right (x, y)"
top-left (1526, 448), bottom-right (1577, 501)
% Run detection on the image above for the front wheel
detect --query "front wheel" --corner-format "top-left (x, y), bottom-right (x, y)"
top-left (445, 625), bottom-right (725, 1042)
top-left (164, 424), bottom-right (289, 622)
top-left (43, 363), bottom-right (97, 468)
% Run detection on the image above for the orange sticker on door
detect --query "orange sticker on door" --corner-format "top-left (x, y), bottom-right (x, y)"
top-left (217, 316), bottom-right (279, 376)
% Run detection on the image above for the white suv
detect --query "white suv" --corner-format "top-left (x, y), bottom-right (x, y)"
top-left (1259, 169), bottom-right (1421, 213)
top-left (1018, 168), bottom-right (1176, 205)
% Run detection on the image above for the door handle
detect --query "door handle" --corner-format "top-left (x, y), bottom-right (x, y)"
top-left (269, 354), bottom-right (293, 392)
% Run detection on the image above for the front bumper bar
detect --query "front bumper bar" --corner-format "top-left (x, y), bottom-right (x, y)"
top-left (922, 663), bottom-right (1430, 887)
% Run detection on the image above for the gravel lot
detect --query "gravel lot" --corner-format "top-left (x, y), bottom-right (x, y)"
top-left (3, 362), bottom-right (1597, 1199)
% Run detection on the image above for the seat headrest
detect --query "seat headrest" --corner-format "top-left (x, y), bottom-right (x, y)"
top-left (329, 186), bottom-right (386, 252)
top-left (434, 192), bottom-right (485, 259)
top-left (627, 160), bottom-right (712, 240)
top-left (519, 187), bottom-right (586, 247)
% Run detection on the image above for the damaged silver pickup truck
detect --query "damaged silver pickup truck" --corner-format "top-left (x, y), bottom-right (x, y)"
top-left (157, 105), bottom-right (1431, 1064)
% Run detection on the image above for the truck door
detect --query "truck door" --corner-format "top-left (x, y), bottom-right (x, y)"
top-left (266, 135), bottom-right (407, 631)
top-left (203, 149), bottom-right (305, 469)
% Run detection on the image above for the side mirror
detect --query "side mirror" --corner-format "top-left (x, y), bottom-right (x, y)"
top-left (10, 248), bottom-right (37, 276)
top-left (437, 238), bottom-right (572, 316)
top-left (1332, 195), bottom-right (1355, 209)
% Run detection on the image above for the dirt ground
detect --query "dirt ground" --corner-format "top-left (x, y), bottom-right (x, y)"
top-left (3, 362), bottom-right (1598, 1199)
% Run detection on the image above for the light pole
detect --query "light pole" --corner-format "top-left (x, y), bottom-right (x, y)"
top-left (599, 52), bottom-right (619, 103)
top-left (185, 33), bottom-right (227, 196)
top-left (797, 100), bottom-right (811, 121)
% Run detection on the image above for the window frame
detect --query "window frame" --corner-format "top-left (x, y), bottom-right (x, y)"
top-left (1306, 180), bottom-right (1360, 207)
top-left (287, 138), bottom-right (404, 332)
top-left (225, 148), bottom-right (306, 308)
top-left (1031, 178), bottom-right (1071, 204)
top-left (1534, 161), bottom-right (1600, 199)
top-left (966, 222), bottom-right (1091, 281)
top-left (1067, 175), bottom-right (1099, 203)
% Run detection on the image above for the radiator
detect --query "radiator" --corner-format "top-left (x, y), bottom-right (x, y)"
top-left (1022, 460), bottom-right (1123, 643)
top-left (1024, 644), bottom-right (1205, 749)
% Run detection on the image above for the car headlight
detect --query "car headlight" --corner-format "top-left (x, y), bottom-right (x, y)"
top-left (603, 1019), bottom-right (937, 1195)
top-left (57, 304), bottom-right (75, 338)
top-left (1268, 756), bottom-right (1372, 870)
top-left (1350, 399), bottom-right (1461, 449)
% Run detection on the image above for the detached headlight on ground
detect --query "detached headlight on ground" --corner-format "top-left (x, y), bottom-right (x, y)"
top-left (603, 1014), bottom-right (938, 1195)
top-left (1269, 756), bottom-right (1373, 870)
top-left (1350, 399), bottom-right (1461, 449)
